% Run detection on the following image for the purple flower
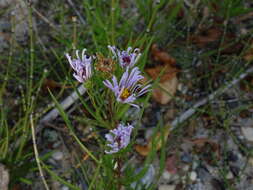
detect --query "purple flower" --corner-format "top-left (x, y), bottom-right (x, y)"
top-left (108, 45), bottom-right (141, 68)
top-left (65, 49), bottom-right (92, 83)
top-left (103, 67), bottom-right (151, 108)
top-left (105, 123), bottom-right (134, 154)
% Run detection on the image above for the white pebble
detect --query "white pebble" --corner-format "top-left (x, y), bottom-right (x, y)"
top-left (159, 184), bottom-right (175, 190)
top-left (162, 170), bottom-right (171, 180)
top-left (52, 151), bottom-right (63, 161)
top-left (190, 171), bottom-right (197, 181)
top-left (226, 171), bottom-right (233, 179)
top-left (61, 186), bottom-right (69, 190)
top-left (241, 127), bottom-right (253, 141)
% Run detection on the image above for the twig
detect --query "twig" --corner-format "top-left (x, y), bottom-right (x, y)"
top-left (37, 85), bottom-right (86, 133)
top-left (66, 0), bottom-right (86, 25)
top-left (171, 67), bottom-right (253, 130)
top-left (30, 114), bottom-right (50, 190)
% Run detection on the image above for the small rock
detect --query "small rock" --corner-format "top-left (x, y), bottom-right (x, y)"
top-left (44, 129), bottom-right (58, 142)
top-left (131, 164), bottom-right (155, 190)
top-left (190, 171), bottom-right (197, 181)
top-left (192, 161), bottom-right (199, 170)
top-left (227, 151), bottom-right (238, 162)
top-left (211, 178), bottom-right (226, 190)
top-left (226, 171), bottom-right (233, 179)
top-left (61, 186), bottom-right (69, 190)
top-left (162, 170), bottom-right (171, 180)
top-left (230, 165), bottom-right (240, 177)
top-left (181, 152), bottom-right (192, 163)
top-left (196, 166), bottom-right (211, 182)
top-left (145, 128), bottom-right (155, 140)
top-left (249, 157), bottom-right (253, 166)
top-left (182, 165), bottom-right (190, 172)
top-left (241, 127), bottom-right (253, 142)
top-left (0, 164), bottom-right (9, 190)
top-left (52, 151), bottom-right (64, 161)
top-left (159, 184), bottom-right (175, 190)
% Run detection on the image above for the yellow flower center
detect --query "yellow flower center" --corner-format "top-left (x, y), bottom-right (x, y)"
top-left (120, 88), bottom-right (130, 100)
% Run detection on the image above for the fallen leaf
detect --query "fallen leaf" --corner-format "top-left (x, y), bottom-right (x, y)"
top-left (153, 76), bottom-right (178, 104)
top-left (240, 76), bottom-right (253, 92)
top-left (146, 45), bottom-right (179, 104)
top-left (42, 79), bottom-right (70, 92)
top-left (135, 125), bottom-right (170, 156)
top-left (189, 27), bottom-right (223, 47)
top-left (151, 44), bottom-right (176, 66)
top-left (243, 40), bottom-right (253, 62)
top-left (189, 27), bottom-right (243, 54)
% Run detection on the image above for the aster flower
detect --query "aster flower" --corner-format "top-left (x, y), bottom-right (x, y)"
top-left (103, 67), bottom-right (151, 108)
top-left (108, 45), bottom-right (141, 68)
top-left (65, 49), bottom-right (92, 83)
top-left (105, 123), bottom-right (133, 154)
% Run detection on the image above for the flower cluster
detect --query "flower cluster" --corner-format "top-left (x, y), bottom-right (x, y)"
top-left (105, 124), bottom-right (133, 154)
top-left (65, 49), bottom-right (92, 83)
top-left (103, 67), bottom-right (151, 108)
top-left (108, 45), bottom-right (141, 68)
top-left (66, 46), bottom-right (151, 154)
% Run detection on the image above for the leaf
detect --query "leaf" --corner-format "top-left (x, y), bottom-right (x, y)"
top-left (146, 63), bottom-right (178, 105)
top-left (189, 27), bottom-right (223, 47)
top-left (151, 44), bottom-right (176, 66)
top-left (42, 79), bottom-right (70, 92)
top-left (145, 44), bottom-right (179, 104)
top-left (240, 76), bottom-right (253, 92)
top-left (189, 27), bottom-right (243, 54)
top-left (243, 40), bottom-right (253, 62)
top-left (135, 125), bottom-right (170, 156)
top-left (152, 76), bottom-right (178, 105)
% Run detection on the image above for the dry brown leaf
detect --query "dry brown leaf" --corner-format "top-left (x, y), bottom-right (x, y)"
top-left (42, 79), bottom-right (70, 91)
top-left (135, 125), bottom-right (170, 156)
top-left (189, 27), bottom-right (223, 47)
top-left (151, 44), bottom-right (176, 66)
top-left (240, 76), bottom-right (253, 92)
top-left (146, 65), bottom-right (178, 104)
top-left (243, 40), bottom-right (253, 62)
top-left (153, 76), bottom-right (178, 105)
top-left (190, 27), bottom-right (243, 54)
top-left (146, 44), bottom-right (179, 104)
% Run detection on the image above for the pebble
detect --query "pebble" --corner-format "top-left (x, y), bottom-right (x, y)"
top-left (52, 151), bottom-right (64, 161)
top-left (43, 129), bottom-right (58, 142)
top-left (241, 127), bottom-right (253, 142)
top-left (181, 152), bottom-right (192, 163)
top-left (145, 128), bottom-right (155, 140)
top-left (249, 157), bottom-right (253, 166)
top-left (182, 165), bottom-right (190, 172)
top-left (159, 184), bottom-right (176, 190)
top-left (162, 170), bottom-right (171, 180)
top-left (61, 186), bottom-right (69, 190)
top-left (226, 171), bottom-right (234, 179)
top-left (196, 166), bottom-right (211, 182)
top-left (190, 171), bottom-right (197, 181)
top-left (131, 164), bottom-right (155, 190)
top-left (227, 151), bottom-right (238, 162)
